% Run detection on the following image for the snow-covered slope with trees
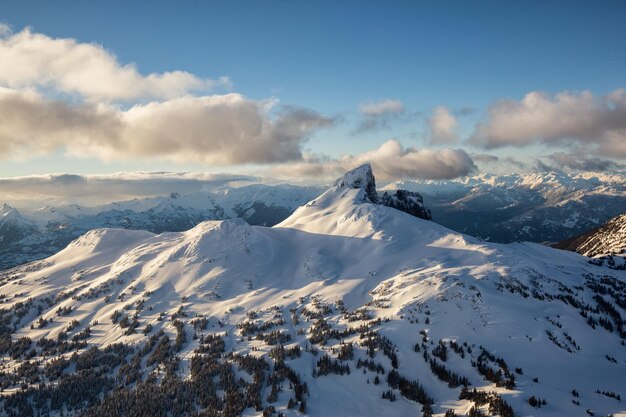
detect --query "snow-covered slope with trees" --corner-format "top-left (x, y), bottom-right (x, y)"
top-left (555, 213), bottom-right (626, 270)
top-left (0, 165), bottom-right (624, 417)
top-left (558, 213), bottom-right (626, 257)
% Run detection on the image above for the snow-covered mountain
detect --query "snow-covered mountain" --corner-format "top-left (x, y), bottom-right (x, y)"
top-left (384, 171), bottom-right (626, 243)
top-left (3, 171), bottom-right (625, 271)
top-left (0, 185), bottom-right (323, 270)
top-left (0, 165), bottom-right (624, 417)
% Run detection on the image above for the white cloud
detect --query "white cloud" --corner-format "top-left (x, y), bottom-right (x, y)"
top-left (472, 153), bottom-right (500, 164)
top-left (360, 100), bottom-right (405, 116)
top-left (0, 87), bottom-right (123, 158)
top-left (470, 89), bottom-right (626, 158)
top-left (471, 153), bottom-right (531, 174)
top-left (355, 99), bottom-right (406, 133)
top-left (538, 153), bottom-right (625, 172)
top-left (0, 26), bottom-right (229, 102)
top-left (427, 106), bottom-right (458, 144)
top-left (268, 140), bottom-right (477, 181)
top-left (0, 26), bottom-right (335, 166)
top-left (0, 88), bottom-right (334, 164)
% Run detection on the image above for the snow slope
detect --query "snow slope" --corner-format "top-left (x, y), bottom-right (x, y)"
top-left (0, 165), bottom-right (625, 417)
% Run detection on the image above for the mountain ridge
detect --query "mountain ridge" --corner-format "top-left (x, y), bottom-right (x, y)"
top-left (0, 184), bottom-right (324, 270)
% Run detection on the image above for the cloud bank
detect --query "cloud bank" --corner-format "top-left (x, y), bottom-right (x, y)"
top-left (0, 26), bottom-right (336, 166)
top-left (0, 88), bottom-right (334, 164)
top-left (537, 153), bottom-right (625, 172)
top-left (470, 89), bottom-right (626, 158)
top-left (0, 172), bottom-right (257, 207)
top-left (269, 140), bottom-right (477, 182)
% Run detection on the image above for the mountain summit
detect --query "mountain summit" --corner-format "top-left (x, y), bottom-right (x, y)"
top-left (333, 163), bottom-right (380, 203)
top-left (278, 164), bottom-right (432, 237)
top-left (332, 164), bottom-right (432, 220)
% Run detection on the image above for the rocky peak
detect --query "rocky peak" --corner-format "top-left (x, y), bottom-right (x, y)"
top-left (333, 165), bottom-right (431, 221)
top-left (381, 190), bottom-right (432, 220)
top-left (333, 164), bottom-right (380, 203)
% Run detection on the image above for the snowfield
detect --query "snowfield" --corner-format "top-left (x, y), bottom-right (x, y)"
top-left (0, 165), bottom-right (624, 417)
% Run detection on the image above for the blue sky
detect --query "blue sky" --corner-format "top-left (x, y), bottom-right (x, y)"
top-left (0, 0), bottom-right (625, 182)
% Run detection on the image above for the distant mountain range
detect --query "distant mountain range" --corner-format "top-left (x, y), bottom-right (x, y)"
top-left (384, 171), bottom-right (626, 243)
top-left (2, 171), bottom-right (625, 271)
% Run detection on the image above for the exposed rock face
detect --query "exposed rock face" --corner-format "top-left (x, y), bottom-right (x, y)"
top-left (334, 164), bottom-right (432, 220)
top-left (334, 163), bottom-right (380, 203)
top-left (381, 190), bottom-right (432, 221)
